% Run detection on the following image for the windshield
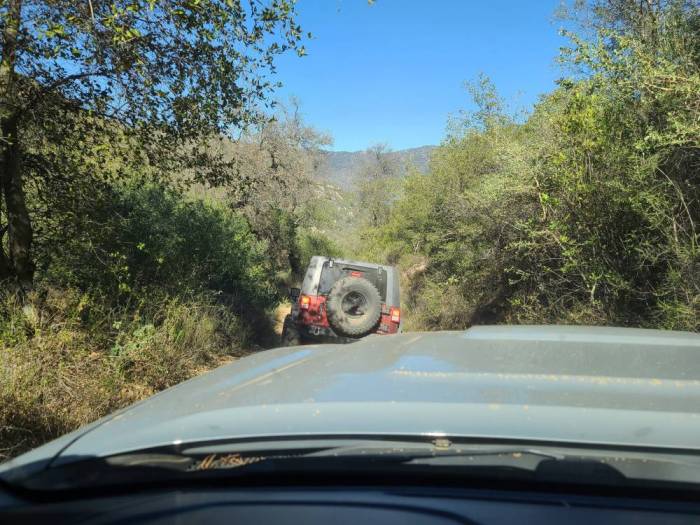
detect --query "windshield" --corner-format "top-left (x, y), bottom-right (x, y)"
top-left (1, 0), bottom-right (699, 495)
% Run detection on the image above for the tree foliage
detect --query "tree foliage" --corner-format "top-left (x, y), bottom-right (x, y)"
top-left (210, 100), bottom-right (337, 280)
top-left (362, 0), bottom-right (700, 331)
top-left (356, 143), bottom-right (401, 228)
top-left (0, 0), bottom-right (306, 286)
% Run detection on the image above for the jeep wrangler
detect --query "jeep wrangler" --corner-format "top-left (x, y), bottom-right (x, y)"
top-left (281, 256), bottom-right (401, 345)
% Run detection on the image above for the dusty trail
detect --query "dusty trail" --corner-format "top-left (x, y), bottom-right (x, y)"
top-left (272, 302), bottom-right (292, 336)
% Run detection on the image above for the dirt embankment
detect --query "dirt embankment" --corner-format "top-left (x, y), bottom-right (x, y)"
top-left (272, 302), bottom-right (292, 336)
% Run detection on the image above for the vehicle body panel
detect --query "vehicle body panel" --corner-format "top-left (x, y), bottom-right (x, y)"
top-left (300, 256), bottom-right (401, 307)
top-left (3, 325), bottom-right (700, 480)
top-left (295, 255), bottom-right (401, 339)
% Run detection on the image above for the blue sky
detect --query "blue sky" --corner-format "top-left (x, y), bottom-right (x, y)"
top-left (273, 0), bottom-right (569, 152)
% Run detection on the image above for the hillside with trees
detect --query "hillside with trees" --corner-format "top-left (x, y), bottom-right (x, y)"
top-left (1, 0), bottom-right (699, 460)
top-left (316, 145), bottom-right (434, 190)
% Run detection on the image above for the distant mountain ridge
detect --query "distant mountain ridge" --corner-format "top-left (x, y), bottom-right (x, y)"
top-left (316, 145), bottom-right (435, 190)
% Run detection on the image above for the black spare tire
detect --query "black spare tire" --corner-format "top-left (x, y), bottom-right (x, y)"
top-left (326, 276), bottom-right (382, 338)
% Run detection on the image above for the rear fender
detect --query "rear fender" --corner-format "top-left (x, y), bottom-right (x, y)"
top-left (298, 295), bottom-right (330, 328)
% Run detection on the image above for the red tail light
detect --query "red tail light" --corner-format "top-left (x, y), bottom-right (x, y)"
top-left (390, 307), bottom-right (400, 323)
top-left (300, 295), bottom-right (311, 310)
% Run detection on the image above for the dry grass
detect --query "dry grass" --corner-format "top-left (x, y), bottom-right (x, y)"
top-left (0, 287), bottom-right (251, 461)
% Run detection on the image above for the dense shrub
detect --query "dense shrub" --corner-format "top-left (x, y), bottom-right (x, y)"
top-left (39, 182), bottom-right (278, 311)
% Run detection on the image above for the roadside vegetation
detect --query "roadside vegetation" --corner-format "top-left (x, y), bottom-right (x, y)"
top-left (0, 1), bottom-right (337, 459)
top-left (1, 0), bottom-right (698, 459)
top-left (357, 0), bottom-right (699, 332)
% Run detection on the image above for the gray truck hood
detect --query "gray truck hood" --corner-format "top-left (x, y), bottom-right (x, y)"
top-left (3, 325), bottom-right (700, 482)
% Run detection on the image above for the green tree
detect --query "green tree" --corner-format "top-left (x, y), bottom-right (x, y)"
top-left (356, 143), bottom-right (400, 228)
top-left (223, 100), bottom-right (333, 279)
top-left (0, 0), bottom-right (306, 288)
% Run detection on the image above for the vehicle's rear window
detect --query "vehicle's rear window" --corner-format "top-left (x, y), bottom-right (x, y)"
top-left (319, 261), bottom-right (388, 302)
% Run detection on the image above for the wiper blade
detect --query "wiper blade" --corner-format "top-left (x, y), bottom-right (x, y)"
top-left (181, 445), bottom-right (561, 472)
top-left (180, 438), bottom-right (565, 460)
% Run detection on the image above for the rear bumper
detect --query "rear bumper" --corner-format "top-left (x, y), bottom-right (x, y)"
top-left (297, 323), bottom-right (400, 345)
top-left (294, 294), bottom-right (400, 337)
top-left (299, 324), bottom-right (357, 345)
